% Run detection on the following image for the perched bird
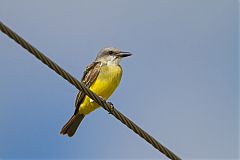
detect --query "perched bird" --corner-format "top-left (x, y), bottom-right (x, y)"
top-left (60, 47), bottom-right (131, 137)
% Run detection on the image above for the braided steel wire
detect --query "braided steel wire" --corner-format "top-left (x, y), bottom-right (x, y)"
top-left (0, 21), bottom-right (181, 160)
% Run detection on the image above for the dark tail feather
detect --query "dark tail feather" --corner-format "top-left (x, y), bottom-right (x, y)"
top-left (60, 114), bottom-right (85, 137)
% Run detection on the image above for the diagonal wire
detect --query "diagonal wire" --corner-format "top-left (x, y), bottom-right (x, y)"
top-left (0, 21), bottom-right (181, 160)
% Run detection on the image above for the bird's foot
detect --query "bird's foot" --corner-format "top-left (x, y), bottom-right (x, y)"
top-left (98, 96), bottom-right (114, 114)
top-left (98, 96), bottom-right (105, 101)
top-left (107, 102), bottom-right (115, 114)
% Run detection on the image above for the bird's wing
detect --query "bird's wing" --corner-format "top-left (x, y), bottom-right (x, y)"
top-left (74, 61), bottom-right (101, 114)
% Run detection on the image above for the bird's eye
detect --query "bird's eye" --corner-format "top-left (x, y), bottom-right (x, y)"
top-left (109, 51), bottom-right (113, 55)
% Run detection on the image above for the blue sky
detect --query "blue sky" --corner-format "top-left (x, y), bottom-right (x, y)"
top-left (0, 0), bottom-right (238, 159)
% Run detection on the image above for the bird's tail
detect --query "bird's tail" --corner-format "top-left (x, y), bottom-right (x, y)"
top-left (60, 114), bottom-right (85, 137)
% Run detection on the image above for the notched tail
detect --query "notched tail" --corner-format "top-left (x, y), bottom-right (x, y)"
top-left (60, 114), bottom-right (85, 137)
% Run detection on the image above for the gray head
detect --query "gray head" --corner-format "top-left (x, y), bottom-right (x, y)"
top-left (95, 47), bottom-right (131, 65)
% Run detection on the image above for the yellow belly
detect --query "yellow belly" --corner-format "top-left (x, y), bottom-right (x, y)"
top-left (79, 65), bottom-right (122, 115)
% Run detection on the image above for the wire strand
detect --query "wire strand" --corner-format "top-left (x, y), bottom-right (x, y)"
top-left (0, 21), bottom-right (181, 160)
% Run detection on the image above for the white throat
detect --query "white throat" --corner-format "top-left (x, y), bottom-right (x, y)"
top-left (98, 55), bottom-right (121, 66)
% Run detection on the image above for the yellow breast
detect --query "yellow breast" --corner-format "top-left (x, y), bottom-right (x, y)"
top-left (79, 64), bottom-right (122, 115)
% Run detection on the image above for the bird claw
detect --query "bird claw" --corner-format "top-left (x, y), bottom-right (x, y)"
top-left (108, 102), bottom-right (114, 114)
top-left (99, 96), bottom-right (105, 101)
top-left (98, 96), bottom-right (114, 114)
top-left (99, 96), bottom-right (114, 114)
top-left (108, 102), bottom-right (113, 106)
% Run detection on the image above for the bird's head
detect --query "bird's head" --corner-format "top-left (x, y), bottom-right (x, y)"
top-left (96, 47), bottom-right (132, 65)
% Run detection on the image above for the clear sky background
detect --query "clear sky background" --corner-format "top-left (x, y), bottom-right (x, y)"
top-left (0, 0), bottom-right (238, 159)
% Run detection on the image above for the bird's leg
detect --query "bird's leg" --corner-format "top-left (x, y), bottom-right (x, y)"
top-left (108, 102), bottom-right (113, 106)
top-left (107, 102), bottom-right (115, 114)
top-left (98, 96), bottom-right (114, 114)
top-left (98, 96), bottom-right (105, 102)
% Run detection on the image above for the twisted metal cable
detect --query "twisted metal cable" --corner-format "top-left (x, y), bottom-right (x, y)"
top-left (0, 21), bottom-right (181, 160)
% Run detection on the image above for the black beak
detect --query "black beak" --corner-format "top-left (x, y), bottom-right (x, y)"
top-left (118, 51), bottom-right (132, 58)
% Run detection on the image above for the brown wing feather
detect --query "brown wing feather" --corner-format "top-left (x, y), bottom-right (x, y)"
top-left (74, 62), bottom-right (101, 114)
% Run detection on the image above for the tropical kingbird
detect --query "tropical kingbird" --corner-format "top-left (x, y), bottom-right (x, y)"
top-left (60, 47), bottom-right (131, 137)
